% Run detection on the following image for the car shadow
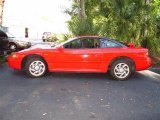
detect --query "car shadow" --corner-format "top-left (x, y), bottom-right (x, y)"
top-left (9, 70), bottom-right (145, 81)
top-left (4, 66), bottom-right (159, 85)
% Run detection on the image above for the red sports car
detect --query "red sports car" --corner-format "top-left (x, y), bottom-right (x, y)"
top-left (8, 36), bottom-right (151, 80)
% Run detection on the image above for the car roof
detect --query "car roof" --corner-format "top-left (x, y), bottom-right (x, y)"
top-left (75, 36), bottom-right (104, 39)
top-left (73, 36), bottom-right (119, 42)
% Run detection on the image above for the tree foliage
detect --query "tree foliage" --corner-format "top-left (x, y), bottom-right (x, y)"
top-left (67, 0), bottom-right (160, 55)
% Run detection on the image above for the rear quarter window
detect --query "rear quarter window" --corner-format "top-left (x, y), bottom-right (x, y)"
top-left (100, 39), bottom-right (122, 48)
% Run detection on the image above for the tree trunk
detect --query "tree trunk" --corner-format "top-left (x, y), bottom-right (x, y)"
top-left (77, 0), bottom-right (86, 19)
top-left (0, 0), bottom-right (5, 26)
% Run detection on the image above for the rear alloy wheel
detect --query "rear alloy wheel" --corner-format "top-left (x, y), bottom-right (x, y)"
top-left (9, 43), bottom-right (17, 51)
top-left (25, 57), bottom-right (47, 77)
top-left (110, 60), bottom-right (132, 80)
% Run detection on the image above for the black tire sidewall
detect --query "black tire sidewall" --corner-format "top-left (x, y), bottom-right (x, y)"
top-left (25, 57), bottom-right (47, 78)
top-left (110, 60), bottom-right (132, 80)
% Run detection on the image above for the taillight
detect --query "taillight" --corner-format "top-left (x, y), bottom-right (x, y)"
top-left (143, 51), bottom-right (149, 58)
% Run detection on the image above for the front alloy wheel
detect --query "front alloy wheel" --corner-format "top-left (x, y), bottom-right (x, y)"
top-left (25, 57), bottom-right (47, 77)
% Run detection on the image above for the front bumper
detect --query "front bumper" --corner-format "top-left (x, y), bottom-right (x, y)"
top-left (8, 54), bottom-right (22, 70)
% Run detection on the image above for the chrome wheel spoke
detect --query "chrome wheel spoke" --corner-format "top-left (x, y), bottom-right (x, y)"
top-left (34, 70), bottom-right (39, 74)
top-left (35, 61), bottom-right (39, 66)
top-left (30, 67), bottom-right (36, 72)
top-left (115, 67), bottom-right (119, 72)
top-left (120, 72), bottom-right (125, 77)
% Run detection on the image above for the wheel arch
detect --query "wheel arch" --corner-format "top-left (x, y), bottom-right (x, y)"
top-left (21, 54), bottom-right (48, 70)
top-left (108, 56), bottom-right (135, 71)
top-left (9, 42), bottom-right (17, 47)
top-left (9, 42), bottom-right (15, 44)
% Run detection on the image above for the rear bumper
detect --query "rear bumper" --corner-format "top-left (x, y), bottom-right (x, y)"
top-left (135, 57), bottom-right (152, 71)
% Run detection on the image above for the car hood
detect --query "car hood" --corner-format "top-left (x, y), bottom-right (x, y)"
top-left (18, 43), bottom-right (55, 53)
top-left (31, 43), bottom-right (54, 49)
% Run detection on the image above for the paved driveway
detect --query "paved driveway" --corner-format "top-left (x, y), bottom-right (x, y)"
top-left (0, 64), bottom-right (160, 120)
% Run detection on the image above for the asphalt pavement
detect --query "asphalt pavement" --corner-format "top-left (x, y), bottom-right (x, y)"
top-left (0, 64), bottom-right (160, 120)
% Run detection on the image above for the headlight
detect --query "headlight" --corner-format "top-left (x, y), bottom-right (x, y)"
top-left (11, 53), bottom-right (18, 58)
top-left (12, 54), bottom-right (17, 58)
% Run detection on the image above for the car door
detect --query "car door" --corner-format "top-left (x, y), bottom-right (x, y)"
top-left (52, 38), bottom-right (104, 72)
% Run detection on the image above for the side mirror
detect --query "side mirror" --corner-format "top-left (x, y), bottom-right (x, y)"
top-left (57, 45), bottom-right (64, 51)
top-left (128, 43), bottom-right (135, 48)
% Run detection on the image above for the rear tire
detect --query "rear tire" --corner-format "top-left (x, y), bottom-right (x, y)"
top-left (25, 57), bottom-right (47, 77)
top-left (110, 59), bottom-right (133, 80)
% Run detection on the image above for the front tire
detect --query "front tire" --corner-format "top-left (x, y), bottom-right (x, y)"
top-left (110, 59), bottom-right (133, 80)
top-left (25, 57), bottom-right (47, 77)
top-left (9, 43), bottom-right (17, 51)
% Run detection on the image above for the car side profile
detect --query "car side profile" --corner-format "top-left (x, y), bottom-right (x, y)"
top-left (6, 32), bottom-right (31, 51)
top-left (0, 29), bottom-right (31, 51)
top-left (8, 36), bottom-right (151, 80)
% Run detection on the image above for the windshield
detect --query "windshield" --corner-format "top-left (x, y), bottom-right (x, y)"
top-left (53, 38), bottom-right (75, 48)
top-left (6, 32), bottom-right (15, 38)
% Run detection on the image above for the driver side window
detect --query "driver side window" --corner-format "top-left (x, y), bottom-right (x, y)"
top-left (64, 38), bottom-right (100, 49)
top-left (64, 39), bottom-right (82, 49)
